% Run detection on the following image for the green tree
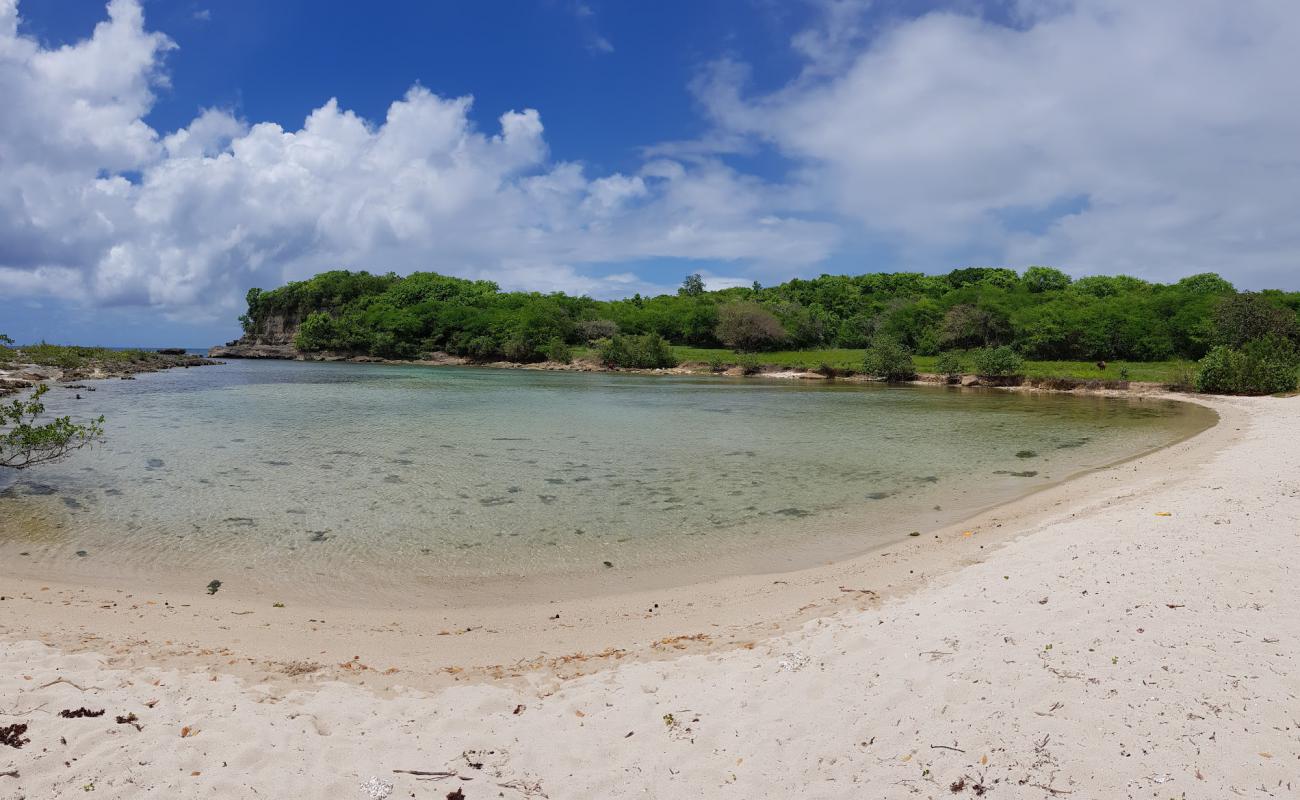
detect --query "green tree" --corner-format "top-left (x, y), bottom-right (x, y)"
top-left (1, 385), bottom-right (105, 470)
top-left (679, 273), bottom-right (706, 297)
top-left (715, 302), bottom-right (786, 352)
top-left (1022, 266), bottom-right (1072, 293)
top-left (1212, 292), bottom-right (1300, 348)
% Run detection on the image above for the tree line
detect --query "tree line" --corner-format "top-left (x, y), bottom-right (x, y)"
top-left (240, 266), bottom-right (1299, 367)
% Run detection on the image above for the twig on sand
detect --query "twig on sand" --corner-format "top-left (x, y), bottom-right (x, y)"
top-left (498, 779), bottom-right (549, 797)
top-left (36, 677), bottom-right (87, 692)
top-left (392, 770), bottom-right (464, 780)
top-left (1, 769), bottom-right (19, 779)
top-left (930, 744), bottom-right (966, 753)
top-left (1026, 783), bottom-right (1073, 795)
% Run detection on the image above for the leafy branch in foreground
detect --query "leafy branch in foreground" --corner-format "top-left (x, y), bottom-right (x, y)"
top-left (0, 385), bottom-right (105, 470)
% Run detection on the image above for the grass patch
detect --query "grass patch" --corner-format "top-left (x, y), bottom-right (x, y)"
top-left (4, 344), bottom-right (157, 370)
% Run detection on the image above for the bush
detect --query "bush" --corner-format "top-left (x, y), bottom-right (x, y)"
top-left (1195, 338), bottom-right (1299, 395)
top-left (501, 337), bottom-right (535, 362)
top-left (935, 352), bottom-right (964, 382)
top-left (862, 338), bottom-right (916, 382)
top-left (541, 338), bottom-right (573, 364)
top-left (294, 312), bottom-right (338, 351)
top-left (597, 333), bottom-right (677, 369)
top-left (715, 302), bottom-right (787, 352)
top-left (737, 354), bottom-right (762, 375)
top-left (972, 346), bottom-right (1025, 378)
top-left (577, 319), bottom-right (618, 342)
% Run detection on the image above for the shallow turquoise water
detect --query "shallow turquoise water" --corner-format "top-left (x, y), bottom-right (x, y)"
top-left (0, 361), bottom-right (1212, 597)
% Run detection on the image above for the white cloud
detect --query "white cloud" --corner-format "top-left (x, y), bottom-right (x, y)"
top-left (699, 0), bottom-right (1300, 288)
top-left (7, 0), bottom-right (1296, 338)
top-left (0, 0), bottom-right (835, 321)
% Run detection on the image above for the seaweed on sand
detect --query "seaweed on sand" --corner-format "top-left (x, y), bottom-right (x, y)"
top-left (0, 723), bottom-right (29, 749)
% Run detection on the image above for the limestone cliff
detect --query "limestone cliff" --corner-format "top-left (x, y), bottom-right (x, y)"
top-left (208, 312), bottom-right (302, 358)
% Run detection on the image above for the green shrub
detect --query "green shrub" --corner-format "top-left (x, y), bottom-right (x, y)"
top-left (935, 352), bottom-right (964, 381)
top-left (597, 333), bottom-right (677, 369)
top-left (707, 355), bottom-right (727, 373)
top-left (541, 338), bottom-right (573, 364)
top-left (862, 339), bottom-right (916, 382)
top-left (737, 354), bottom-right (762, 375)
top-left (501, 337), bottom-right (535, 362)
top-left (1196, 338), bottom-right (1299, 395)
top-left (972, 346), bottom-right (1025, 378)
top-left (295, 312), bottom-right (338, 351)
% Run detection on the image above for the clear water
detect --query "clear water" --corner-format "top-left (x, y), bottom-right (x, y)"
top-left (0, 361), bottom-right (1213, 600)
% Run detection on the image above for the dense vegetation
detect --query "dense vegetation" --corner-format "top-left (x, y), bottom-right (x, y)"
top-left (238, 267), bottom-right (1300, 393)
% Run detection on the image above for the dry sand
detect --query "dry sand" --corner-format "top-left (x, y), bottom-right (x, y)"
top-left (2, 393), bottom-right (1297, 798)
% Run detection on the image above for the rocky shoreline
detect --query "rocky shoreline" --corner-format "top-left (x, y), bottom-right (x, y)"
top-left (0, 351), bottom-right (218, 397)
top-left (209, 340), bottom-right (1161, 395)
top-left (212, 315), bottom-right (1157, 395)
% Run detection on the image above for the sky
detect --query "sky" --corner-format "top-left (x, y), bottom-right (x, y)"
top-left (2, 0), bottom-right (1299, 346)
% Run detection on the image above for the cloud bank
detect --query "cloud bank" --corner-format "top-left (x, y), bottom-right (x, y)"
top-left (700, 0), bottom-right (1300, 288)
top-left (2, 0), bottom-right (1299, 335)
top-left (0, 0), bottom-right (834, 321)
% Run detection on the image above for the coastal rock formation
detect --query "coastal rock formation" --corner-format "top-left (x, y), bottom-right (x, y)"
top-left (208, 340), bottom-right (299, 359)
top-left (209, 312), bottom-right (302, 358)
top-left (0, 351), bottom-right (216, 396)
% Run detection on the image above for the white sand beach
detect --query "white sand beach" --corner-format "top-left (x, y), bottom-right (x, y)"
top-left (2, 393), bottom-right (1297, 798)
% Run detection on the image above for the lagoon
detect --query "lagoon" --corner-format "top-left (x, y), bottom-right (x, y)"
top-left (0, 361), bottom-right (1213, 602)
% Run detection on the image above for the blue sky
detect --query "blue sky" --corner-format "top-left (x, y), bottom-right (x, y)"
top-left (21, 1), bottom-right (795, 173)
top-left (3, 0), bottom-right (1300, 346)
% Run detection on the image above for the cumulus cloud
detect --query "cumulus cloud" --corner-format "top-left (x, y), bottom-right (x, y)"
top-left (700, 0), bottom-right (1300, 287)
top-left (6, 0), bottom-right (1298, 337)
top-left (0, 0), bottom-right (834, 321)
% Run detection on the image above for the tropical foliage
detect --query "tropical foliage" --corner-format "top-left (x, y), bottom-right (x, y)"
top-left (237, 268), bottom-right (1300, 393)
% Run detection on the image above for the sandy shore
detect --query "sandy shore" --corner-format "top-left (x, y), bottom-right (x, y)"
top-left (2, 392), bottom-right (1296, 797)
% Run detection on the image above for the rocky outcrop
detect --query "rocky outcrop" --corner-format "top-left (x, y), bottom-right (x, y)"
top-left (208, 313), bottom-right (302, 359)
top-left (0, 352), bottom-right (216, 396)
top-left (208, 341), bottom-right (299, 358)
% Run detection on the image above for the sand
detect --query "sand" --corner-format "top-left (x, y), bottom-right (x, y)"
top-left (1, 392), bottom-right (1296, 798)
